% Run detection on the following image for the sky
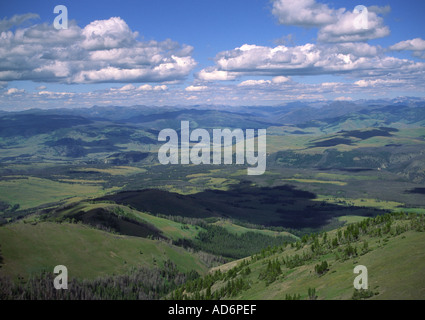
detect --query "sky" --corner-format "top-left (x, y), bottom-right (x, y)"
top-left (0, 0), bottom-right (424, 110)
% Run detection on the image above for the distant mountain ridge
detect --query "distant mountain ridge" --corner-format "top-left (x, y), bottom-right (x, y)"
top-left (1, 97), bottom-right (424, 127)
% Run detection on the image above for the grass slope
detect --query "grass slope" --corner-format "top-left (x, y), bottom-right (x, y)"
top-left (0, 177), bottom-right (117, 210)
top-left (178, 213), bottom-right (425, 300)
top-left (0, 221), bottom-right (207, 280)
top-left (212, 219), bottom-right (297, 240)
top-left (55, 201), bottom-right (204, 241)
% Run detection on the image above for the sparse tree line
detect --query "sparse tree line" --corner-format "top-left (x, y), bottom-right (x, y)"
top-left (169, 260), bottom-right (252, 300)
top-left (0, 260), bottom-right (199, 300)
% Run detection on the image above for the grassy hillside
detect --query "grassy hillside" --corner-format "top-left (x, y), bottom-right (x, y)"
top-left (53, 201), bottom-right (205, 241)
top-left (0, 221), bottom-right (208, 280)
top-left (171, 212), bottom-right (425, 300)
top-left (0, 177), bottom-right (117, 210)
top-left (47, 201), bottom-right (298, 260)
top-left (212, 219), bottom-right (298, 240)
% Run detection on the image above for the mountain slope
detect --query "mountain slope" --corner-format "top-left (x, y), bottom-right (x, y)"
top-left (172, 213), bottom-right (425, 300)
top-left (0, 221), bottom-right (208, 280)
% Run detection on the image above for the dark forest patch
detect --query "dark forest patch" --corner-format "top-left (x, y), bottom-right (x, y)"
top-left (406, 188), bottom-right (425, 195)
top-left (311, 138), bottom-right (353, 148)
top-left (340, 127), bottom-right (398, 140)
top-left (97, 183), bottom-right (385, 231)
top-left (69, 208), bottom-right (164, 239)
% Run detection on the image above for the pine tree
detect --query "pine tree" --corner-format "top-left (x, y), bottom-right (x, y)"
top-left (308, 287), bottom-right (317, 300)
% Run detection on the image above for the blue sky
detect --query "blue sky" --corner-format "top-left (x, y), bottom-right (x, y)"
top-left (0, 0), bottom-right (424, 110)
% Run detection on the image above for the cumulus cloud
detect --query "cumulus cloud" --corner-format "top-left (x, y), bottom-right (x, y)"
top-left (389, 38), bottom-right (425, 58)
top-left (354, 79), bottom-right (406, 88)
top-left (5, 88), bottom-right (25, 95)
top-left (197, 43), bottom-right (423, 80)
top-left (153, 85), bottom-right (168, 91)
top-left (0, 16), bottom-right (196, 84)
top-left (272, 0), bottom-right (390, 43)
top-left (110, 83), bottom-right (168, 92)
top-left (118, 84), bottom-right (135, 91)
top-left (197, 68), bottom-right (237, 81)
top-left (272, 0), bottom-right (338, 27)
top-left (185, 85), bottom-right (208, 92)
top-left (272, 76), bottom-right (290, 84)
top-left (81, 17), bottom-right (137, 50)
top-left (333, 42), bottom-right (382, 57)
top-left (238, 77), bottom-right (290, 87)
top-left (317, 9), bottom-right (390, 43)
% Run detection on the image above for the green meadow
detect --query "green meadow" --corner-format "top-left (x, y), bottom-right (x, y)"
top-left (0, 221), bottom-right (207, 280)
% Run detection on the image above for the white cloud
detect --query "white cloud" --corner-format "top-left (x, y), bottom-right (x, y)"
top-left (317, 9), bottom-right (390, 43)
top-left (81, 17), bottom-right (138, 50)
top-left (272, 0), bottom-right (338, 27)
top-left (197, 69), bottom-right (237, 81)
top-left (114, 83), bottom-right (168, 92)
top-left (355, 79), bottom-right (406, 88)
top-left (154, 85), bottom-right (168, 91)
top-left (272, 0), bottom-right (390, 43)
top-left (334, 42), bottom-right (381, 57)
top-left (185, 85), bottom-right (208, 92)
top-left (210, 44), bottom-right (323, 76)
top-left (137, 84), bottom-right (153, 91)
top-left (197, 43), bottom-right (423, 80)
top-left (272, 76), bottom-right (290, 84)
top-left (5, 88), bottom-right (25, 95)
top-left (0, 17), bottom-right (196, 84)
top-left (118, 84), bottom-right (136, 91)
top-left (389, 38), bottom-right (425, 52)
top-left (238, 80), bottom-right (271, 87)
